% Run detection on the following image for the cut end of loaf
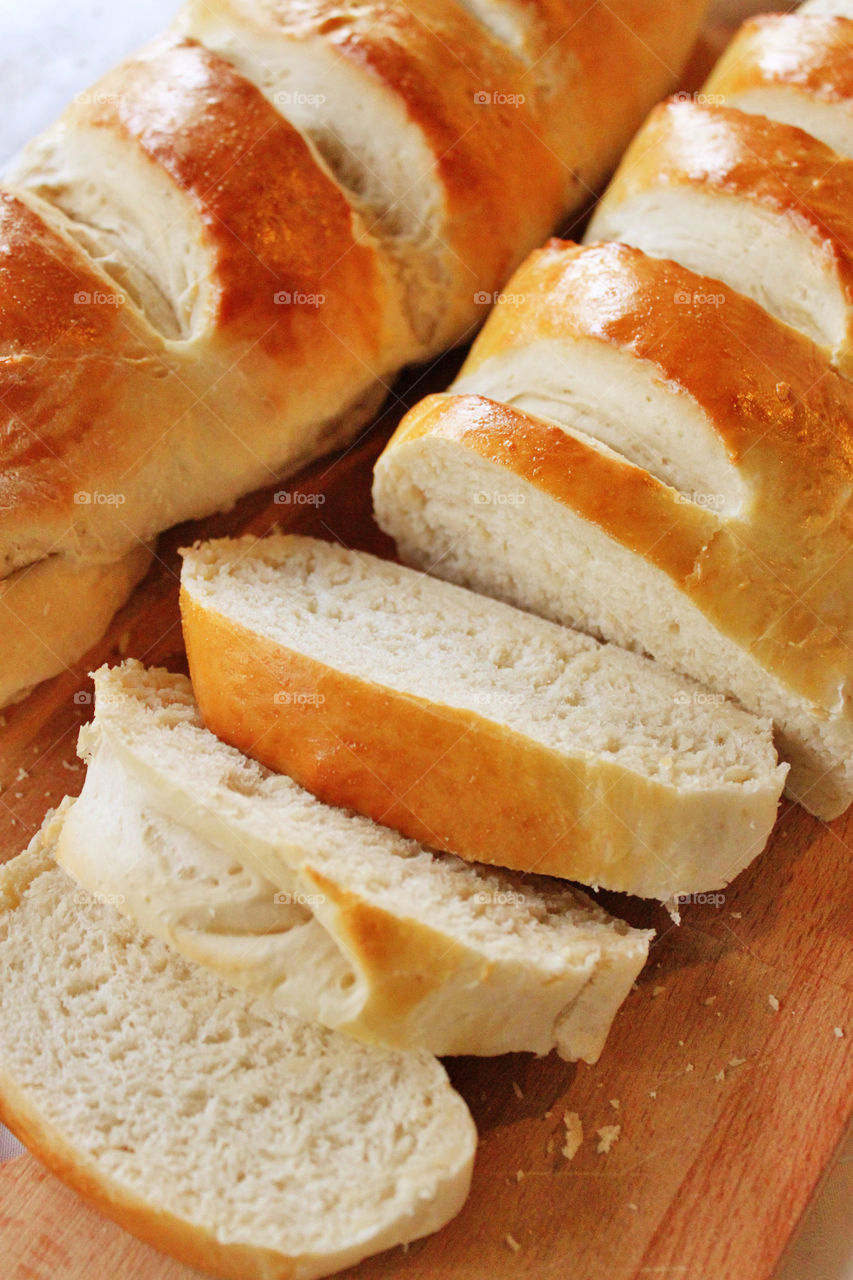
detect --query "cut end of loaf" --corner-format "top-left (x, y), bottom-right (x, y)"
top-left (61, 659), bottom-right (653, 1060)
top-left (0, 809), bottom-right (476, 1280)
top-left (180, 534), bottom-right (785, 899)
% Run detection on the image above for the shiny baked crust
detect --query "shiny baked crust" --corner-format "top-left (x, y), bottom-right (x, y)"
top-left (588, 98), bottom-right (853, 373)
top-left (706, 14), bottom-right (853, 111)
top-left (375, 241), bottom-right (853, 817)
top-left (0, 1), bottom-right (706, 705)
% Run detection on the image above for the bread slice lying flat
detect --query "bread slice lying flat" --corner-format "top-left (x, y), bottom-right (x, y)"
top-left (586, 98), bottom-right (853, 376)
top-left (374, 241), bottom-right (851, 818)
top-left (55, 661), bottom-right (651, 1062)
top-left (180, 535), bottom-right (785, 901)
top-left (706, 14), bottom-right (853, 159)
top-left (0, 806), bottom-right (476, 1280)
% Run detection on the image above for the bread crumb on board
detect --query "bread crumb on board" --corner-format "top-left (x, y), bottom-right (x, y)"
top-left (562, 1110), bottom-right (583, 1160)
top-left (651, 985), bottom-right (666, 998)
top-left (505, 1233), bottom-right (521, 1254)
top-left (834, 1027), bottom-right (845, 1038)
top-left (596, 1125), bottom-right (621, 1155)
top-left (609, 1098), bottom-right (620, 1111)
top-left (701, 995), bottom-right (717, 1007)
top-left (768, 994), bottom-right (780, 1012)
top-left (511, 1081), bottom-right (524, 1101)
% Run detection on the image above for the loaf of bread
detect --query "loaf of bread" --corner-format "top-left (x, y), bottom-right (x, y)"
top-left (55, 660), bottom-right (651, 1061)
top-left (180, 534), bottom-right (785, 901)
top-left (0, 0), bottom-right (706, 707)
top-left (586, 98), bottom-right (853, 376)
top-left (0, 806), bottom-right (476, 1280)
top-left (374, 239), bottom-right (853, 819)
top-left (705, 12), bottom-right (853, 156)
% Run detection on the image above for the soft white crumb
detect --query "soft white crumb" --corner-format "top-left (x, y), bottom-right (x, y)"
top-left (14, 767), bottom-right (28, 783)
top-left (768, 994), bottom-right (780, 1012)
top-left (596, 1125), bottom-right (621, 1155)
top-left (730, 911), bottom-right (742, 919)
top-left (609, 1099), bottom-right (620, 1111)
top-left (627, 1202), bottom-right (638, 1212)
top-left (714, 1069), bottom-right (726, 1083)
top-left (701, 996), bottom-right (717, 1007)
top-left (512, 1081), bottom-right (524, 1101)
top-left (649, 1090), bottom-right (657, 1099)
top-left (651, 985), bottom-right (666, 999)
top-left (729, 1057), bottom-right (747, 1068)
top-left (685, 1063), bottom-right (694, 1073)
top-left (834, 1027), bottom-right (845, 1039)
top-left (505, 1234), bottom-right (520, 1254)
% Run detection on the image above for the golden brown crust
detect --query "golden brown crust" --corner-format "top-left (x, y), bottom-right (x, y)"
top-left (0, 38), bottom-right (404, 579)
top-left (181, 586), bottom-right (778, 899)
top-left (706, 14), bottom-right (853, 105)
top-left (0, 1), bottom-right (704, 704)
top-left (529, 0), bottom-right (707, 191)
top-left (301, 867), bottom-right (473, 1032)
top-left (62, 35), bottom-right (397, 363)
top-left (0, 545), bottom-right (152, 708)
top-left (212, 0), bottom-right (564, 298)
top-left (592, 99), bottom-right (853, 372)
top-left (437, 241), bottom-right (853, 711)
top-left (0, 191), bottom-right (173, 573)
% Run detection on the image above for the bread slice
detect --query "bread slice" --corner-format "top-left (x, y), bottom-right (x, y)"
top-left (55, 661), bottom-right (651, 1062)
top-left (586, 99), bottom-right (853, 376)
top-left (180, 534), bottom-right (785, 901)
top-left (705, 14), bottom-right (853, 159)
top-left (374, 241), bottom-right (853, 819)
top-left (0, 805), bottom-right (476, 1280)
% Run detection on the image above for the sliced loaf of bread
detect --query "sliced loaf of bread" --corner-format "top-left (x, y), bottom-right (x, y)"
top-left (180, 534), bottom-right (786, 901)
top-left (55, 661), bottom-right (651, 1061)
top-left (0, 805), bottom-right (476, 1280)
top-left (373, 241), bottom-right (853, 818)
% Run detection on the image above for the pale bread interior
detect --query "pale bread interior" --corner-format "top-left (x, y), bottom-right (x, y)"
top-left (0, 808), bottom-right (476, 1278)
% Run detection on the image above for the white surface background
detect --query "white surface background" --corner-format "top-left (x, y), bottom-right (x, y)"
top-left (0, 0), bottom-right (849, 1276)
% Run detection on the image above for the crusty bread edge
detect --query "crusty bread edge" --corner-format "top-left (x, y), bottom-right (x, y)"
top-left (0, 817), bottom-right (476, 1280)
top-left (180, 584), bottom-right (781, 899)
top-left (62, 697), bottom-right (648, 1059)
top-left (0, 545), bottom-right (152, 708)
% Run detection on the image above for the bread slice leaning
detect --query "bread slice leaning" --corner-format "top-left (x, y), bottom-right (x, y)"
top-left (374, 241), bottom-right (853, 818)
top-left (55, 661), bottom-right (651, 1062)
top-left (180, 535), bottom-right (785, 901)
top-left (0, 805), bottom-right (476, 1280)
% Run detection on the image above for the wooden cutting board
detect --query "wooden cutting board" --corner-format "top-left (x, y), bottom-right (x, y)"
top-left (1, 12), bottom-right (852, 1279)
